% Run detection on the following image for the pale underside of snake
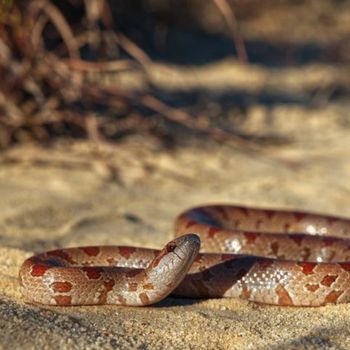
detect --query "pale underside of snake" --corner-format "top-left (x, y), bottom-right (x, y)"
top-left (19, 205), bottom-right (350, 307)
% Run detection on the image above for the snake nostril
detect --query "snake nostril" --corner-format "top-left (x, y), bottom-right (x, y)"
top-left (166, 241), bottom-right (177, 252)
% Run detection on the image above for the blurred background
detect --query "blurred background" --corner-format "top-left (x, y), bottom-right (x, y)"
top-left (1, 0), bottom-right (349, 149)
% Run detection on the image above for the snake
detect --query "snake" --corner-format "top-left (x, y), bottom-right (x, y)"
top-left (19, 205), bottom-right (350, 307)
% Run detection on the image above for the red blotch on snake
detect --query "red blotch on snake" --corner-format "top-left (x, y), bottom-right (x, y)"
top-left (324, 290), bottom-right (343, 304)
top-left (81, 267), bottom-right (103, 279)
top-left (143, 283), bottom-right (155, 290)
top-left (305, 284), bottom-right (319, 292)
top-left (208, 227), bottom-right (221, 238)
top-left (238, 207), bottom-right (249, 217)
top-left (51, 281), bottom-right (73, 293)
top-left (276, 285), bottom-right (293, 306)
top-left (322, 237), bottom-right (337, 247)
top-left (293, 212), bottom-right (306, 222)
top-left (119, 247), bottom-right (136, 259)
top-left (298, 262), bottom-right (317, 275)
top-left (126, 270), bottom-right (141, 278)
top-left (321, 275), bottom-right (338, 287)
top-left (81, 247), bottom-right (100, 256)
top-left (98, 279), bottom-right (116, 303)
top-left (215, 206), bottom-right (229, 220)
top-left (290, 235), bottom-right (303, 246)
top-left (31, 264), bottom-right (50, 277)
top-left (244, 232), bottom-right (257, 244)
top-left (264, 210), bottom-right (275, 220)
top-left (259, 259), bottom-right (274, 270)
top-left (269, 242), bottom-right (279, 257)
top-left (104, 279), bottom-right (115, 291)
top-left (139, 292), bottom-right (150, 304)
top-left (150, 248), bottom-right (169, 268)
top-left (339, 262), bottom-right (350, 272)
top-left (240, 285), bottom-right (251, 299)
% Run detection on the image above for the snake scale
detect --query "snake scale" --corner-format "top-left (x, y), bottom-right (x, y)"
top-left (19, 205), bottom-right (350, 307)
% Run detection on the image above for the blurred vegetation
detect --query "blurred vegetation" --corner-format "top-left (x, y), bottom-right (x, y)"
top-left (0, 0), bottom-right (249, 149)
top-left (0, 0), bottom-right (348, 149)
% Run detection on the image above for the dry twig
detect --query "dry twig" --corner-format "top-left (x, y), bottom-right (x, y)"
top-left (213, 0), bottom-right (248, 63)
top-left (0, 0), bottom-right (264, 151)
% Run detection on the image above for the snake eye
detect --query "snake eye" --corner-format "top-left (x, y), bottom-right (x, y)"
top-left (166, 241), bottom-right (177, 252)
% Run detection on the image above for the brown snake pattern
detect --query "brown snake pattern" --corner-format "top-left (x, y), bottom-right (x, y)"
top-left (19, 205), bottom-right (350, 306)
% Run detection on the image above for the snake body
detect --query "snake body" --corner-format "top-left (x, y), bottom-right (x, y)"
top-left (19, 205), bottom-right (350, 306)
